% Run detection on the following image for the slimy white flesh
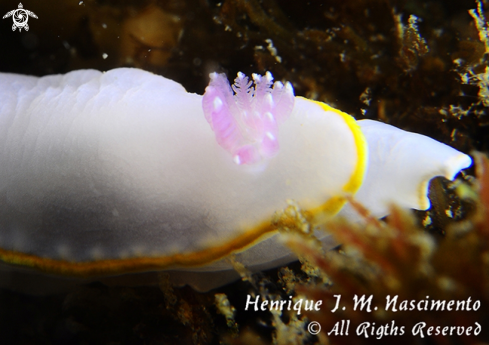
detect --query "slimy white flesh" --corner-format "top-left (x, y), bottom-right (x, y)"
top-left (337, 119), bottom-right (473, 222)
top-left (0, 69), bottom-right (361, 273)
top-left (0, 68), bottom-right (471, 292)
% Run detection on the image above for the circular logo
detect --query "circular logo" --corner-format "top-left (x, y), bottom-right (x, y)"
top-left (307, 321), bottom-right (321, 335)
top-left (13, 9), bottom-right (28, 28)
top-left (3, 4), bottom-right (38, 32)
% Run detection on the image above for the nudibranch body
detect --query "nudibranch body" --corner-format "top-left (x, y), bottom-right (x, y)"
top-left (0, 68), bottom-right (471, 292)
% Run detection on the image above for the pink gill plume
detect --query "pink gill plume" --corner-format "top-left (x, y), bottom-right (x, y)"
top-left (202, 72), bottom-right (295, 165)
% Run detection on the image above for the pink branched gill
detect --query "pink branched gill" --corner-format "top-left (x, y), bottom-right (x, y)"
top-left (202, 71), bottom-right (295, 165)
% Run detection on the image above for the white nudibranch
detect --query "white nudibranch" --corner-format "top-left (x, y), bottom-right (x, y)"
top-left (0, 68), bottom-right (472, 292)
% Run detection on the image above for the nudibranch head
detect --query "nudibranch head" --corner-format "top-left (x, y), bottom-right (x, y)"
top-left (202, 71), bottom-right (295, 165)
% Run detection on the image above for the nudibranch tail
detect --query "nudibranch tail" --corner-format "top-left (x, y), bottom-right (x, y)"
top-left (202, 71), bottom-right (295, 165)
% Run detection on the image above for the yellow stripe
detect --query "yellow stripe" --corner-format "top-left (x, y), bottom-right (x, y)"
top-left (306, 99), bottom-right (368, 217)
top-left (0, 221), bottom-right (277, 277)
top-left (0, 100), bottom-right (368, 277)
